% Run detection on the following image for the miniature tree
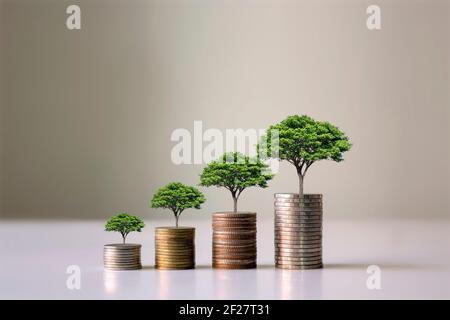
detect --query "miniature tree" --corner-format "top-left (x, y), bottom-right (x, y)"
top-left (259, 115), bottom-right (351, 198)
top-left (200, 152), bottom-right (273, 213)
top-left (150, 182), bottom-right (206, 228)
top-left (105, 213), bottom-right (145, 244)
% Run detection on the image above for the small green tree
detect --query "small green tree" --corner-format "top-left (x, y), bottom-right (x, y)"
top-left (259, 115), bottom-right (351, 198)
top-left (150, 182), bottom-right (206, 227)
top-left (105, 213), bottom-right (145, 244)
top-left (200, 152), bottom-right (273, 213)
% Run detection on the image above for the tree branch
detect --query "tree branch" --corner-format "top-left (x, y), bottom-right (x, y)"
top-left (303, 160), bottom-right (314, 176)
top-left (237, 187), bottom-right (245, 199)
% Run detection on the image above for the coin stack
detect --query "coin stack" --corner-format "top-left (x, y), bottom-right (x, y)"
top-left (212, 212), bottom-right (257, 269)
top-left (155, 227), bottom-right (195, 270)
top-left (274, 193), bottom-right (323, 269)
top-left (103, 244), bottom-right (142, 270)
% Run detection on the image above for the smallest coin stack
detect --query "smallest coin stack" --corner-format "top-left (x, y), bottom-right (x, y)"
top-left (103, 244), bottom-right (142, 270)
top-left (155, 227), bottom-right (195, 270)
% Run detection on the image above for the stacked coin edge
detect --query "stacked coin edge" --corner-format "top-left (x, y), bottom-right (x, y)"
top-left (212, 212), bottom-right (257, 269)
top-left (155, 226), bottom-right (195, 270)
top-left (104, 243), bottom-right (142, 270)
top-left (274, 193), bottom-right (323, 270)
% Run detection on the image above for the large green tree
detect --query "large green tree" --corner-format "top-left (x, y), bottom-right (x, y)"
top-left (105, 213), bottom-right (145, 244)
top-left (259, 115), bottom-right (351, 198)
top-left (150, 182), bottom-right (205, 227)
top-left (200, 152), bottom-right (273, 212)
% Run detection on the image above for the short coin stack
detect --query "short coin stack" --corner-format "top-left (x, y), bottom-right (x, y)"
top-left (212, 212), bottom-right (257, 269)
top-left (103, 244), bottom-right (142, 270)
top-left (274, 193), bottom-right (323, 269)
top-left (155, 227), bottom-right (195, 270)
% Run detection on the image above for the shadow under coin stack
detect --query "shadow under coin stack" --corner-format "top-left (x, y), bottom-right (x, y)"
top-left (274, 193), bottom-right (323, 269)
top-left (212, 212), bottom-right (257, 269)
top-left (103, 244), bottom-right (142, 270)
top-left (155, 227), bottom-right (195, 270)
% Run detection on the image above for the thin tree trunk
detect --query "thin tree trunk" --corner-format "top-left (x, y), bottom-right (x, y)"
top-left (298, 172), bottom-right (304, 199)
top-left (233, 196), bottom-right (238, 213)
top-left (175, 215), bottom-right (179, 228)
top-left (122, 234), bottom-right (126, 244)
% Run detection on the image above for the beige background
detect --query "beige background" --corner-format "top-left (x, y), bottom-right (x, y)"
top-left (0, 0), bottom-right (449, 220)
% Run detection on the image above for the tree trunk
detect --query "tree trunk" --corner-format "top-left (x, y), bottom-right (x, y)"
top-left (298, 172), bottom-right (304, 199)
top-left (122, 234), bottom-right (126, 244)
top-left (175, 215), bottom-right (179, 228)
top-left (233, 196), bottom-right (238, 213)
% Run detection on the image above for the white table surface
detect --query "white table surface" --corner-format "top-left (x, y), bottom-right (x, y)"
top-left (0, 218), bottom-right (449, 299)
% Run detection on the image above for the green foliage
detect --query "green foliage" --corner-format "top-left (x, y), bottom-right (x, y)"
top-left (200, 152), bottom-right (273, 212)
top-left (150, 182), bottom-right (205, 227)
top-left (105, 213), bottom-right (145, 243)
top-left (259, 115), bottom-right (351, 196)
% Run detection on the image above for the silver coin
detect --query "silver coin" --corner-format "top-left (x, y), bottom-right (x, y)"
top-left (274, 202), bottom-right (301, 207)
top-left (103, 257), bottom-right (140, 261)
top-left (275, 256), bottom-right (321, 261)
top-left (275, 251), bottom-right (322, 257)
top-left (274, 198), bottom-right (301, 204)
top-left (276, 264), bottom-right (323, 270)
top-left (275, 240), bottom-right (322, 245)
top-left (275, 260), bottom-right (322, 265)
top-left (103, 256), bottom-right (140, 260)
top-left (302, 194), bottom-right (322, 198)
top-left (104, 244), bottom-right (142, 248)
top-left (275, 209), bottom-right (322, 214)
top-left (274, 193), bottom-right (299, 198)
top-left (275, 254), bottom-right (322, 260)
top-left (275, 254), bottom-right (321, 260)
top-left (274, 223), bottom-right (322, 228)
top-left (275, 244), bottom-right (322, 250)
top-left (275, 262), bottom-right (323, 267)
top-left (104, 267), bottom-right (142, 271)
top-left (275, 221), bottom-right (322, 227)
top-left (103, 250), bottom-right (141, 254)
top-left (104, 264), bottom-right (142, 268)
top-left (276, 230), bottom-right (322, 236)
top-left (275, 237), bottom-right (322, 242)
top-left (275, 206), bottom-right (323, 211)
top-left (273, 200), bottom-right (322, 209)
top-left (275, 232), bottom-right (322, 237)
top-left (103, 255), bottom-right (141, 260)
top-left (275, 222), bottom-right (322, 227)
top-left (275, 213), bottom-right (322, 219)
top-left (275, 219), bottom-right (322, 225)
top-left (275, 229), bottom-right (322, 234)
top-left (274, 241), bottom-right (322, 246)
top-left (104, 263), bottom-right (142, 266)
top-left (275, 257), bottom-right (322, 263)
top-left (275, 215), bottom-right (322, 220)
top-left (275, 246), bottom-right (321, 250)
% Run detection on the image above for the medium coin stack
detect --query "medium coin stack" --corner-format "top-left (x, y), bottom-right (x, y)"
top-left (103, 244), bottom-right (142, 270)
top-left (212, 212), bottom-right (257, 269)
top-left (155, 227), bottom-right (195, 270)
top-left (275, 193), bottom-right (323, 269)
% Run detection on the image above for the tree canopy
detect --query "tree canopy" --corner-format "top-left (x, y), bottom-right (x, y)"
top-left (105, 213), bottom-right (145, 244)
top-left (259, 115), bottom-right (351, 197)
top-left (200, 152), bottom-right (273, 212)
top-left (150, 182), bottom-right (205, 227)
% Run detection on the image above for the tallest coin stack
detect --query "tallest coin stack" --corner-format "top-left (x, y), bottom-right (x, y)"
top-left (274, 193), bottom-right (323, 269)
